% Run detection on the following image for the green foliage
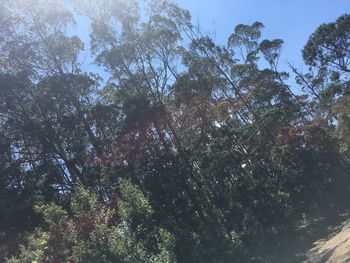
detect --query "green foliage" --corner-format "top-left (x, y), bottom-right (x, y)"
top-left (34, 203), bottom-right (68, 225)
top-left (70, 184), bottom-right (101, 216)
top-left (7, 182), bottom-right (176, 263)
top-left (303, 14), bottom-right (350, 71)
top-left (6, 230), bottom-right (50, 263)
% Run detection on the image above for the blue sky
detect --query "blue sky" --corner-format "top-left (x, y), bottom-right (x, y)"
top-left (175, 0), bottom-right (350, 71)
top-left (76, 0), bottom-right (350, 86)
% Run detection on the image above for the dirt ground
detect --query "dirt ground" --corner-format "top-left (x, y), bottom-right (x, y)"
top-left (305, 220), bottom-right (350, 263)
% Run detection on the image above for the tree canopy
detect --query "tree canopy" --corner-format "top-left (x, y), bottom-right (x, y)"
top-left (0, 1), bottom-right (350, 262)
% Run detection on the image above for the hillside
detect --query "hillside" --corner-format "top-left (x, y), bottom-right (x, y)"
top-left (306, 220), bottom-right (350, 263)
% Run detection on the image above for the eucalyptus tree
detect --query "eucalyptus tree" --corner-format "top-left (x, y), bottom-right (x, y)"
top-left (1, 1), bottom-right (350, 262)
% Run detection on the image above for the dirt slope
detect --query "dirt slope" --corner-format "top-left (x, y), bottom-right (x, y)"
top-left (305, 220), bottom-right (350, 263)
